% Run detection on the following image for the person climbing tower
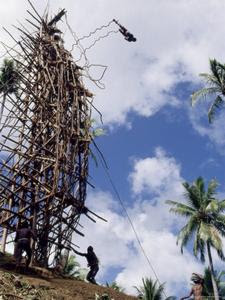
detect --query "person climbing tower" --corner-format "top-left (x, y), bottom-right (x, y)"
top-left (180, 273), bottom-right (204, 300)
top-left (74, 245), bottom-right (99, 284)
top-left (14, 220), bottom-right (36, 271)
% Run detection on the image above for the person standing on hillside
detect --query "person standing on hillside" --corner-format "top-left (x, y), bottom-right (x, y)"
top-left (14, 220), bottom-right (36, 270)
top-left (74, 245), bottom-right (99, 284)
top-left (180, 273), bottom-right (203, 300)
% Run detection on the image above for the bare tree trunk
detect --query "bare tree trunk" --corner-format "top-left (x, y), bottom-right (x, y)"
top-left (207, 242), bottom-right (219, 300)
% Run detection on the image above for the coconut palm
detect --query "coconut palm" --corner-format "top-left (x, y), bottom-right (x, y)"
top-left (63, 255), bottom-right (80, 276)
top-left (63, 255), bottom-right (88, 279)
top-left (166, 177), bottom-right (225, 300)
top-left (203, 267), bottom-right (225, 299)
top-left (135, 278), bottom-right (176, 300)
top-left (191, 58), bottom-right (225, 123)
top-left (0, 58), bottom-right (19, 123)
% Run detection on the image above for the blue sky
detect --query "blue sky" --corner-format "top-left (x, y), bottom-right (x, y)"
top-left (2, 0), bottom-right (225, 297)
top-left (86, 84), bottom-right (225, 296)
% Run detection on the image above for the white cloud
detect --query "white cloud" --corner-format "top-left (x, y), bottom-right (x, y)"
top-left (129, 147), bottom-right (183, 198)
top-left (189, 104), bottom-right (225, 154)
top-left (73, 149), bottom-right (203, 296)
top-left (1, 0), bottom-right (225, 153)
top-left (2, 0), bottom-right (225, 129)
top-left (1, 1), bottom-right (224, 295)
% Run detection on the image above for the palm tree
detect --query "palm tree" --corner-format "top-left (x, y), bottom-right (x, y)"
top-left (191, 58), bottom-right (225, 123)
top-left (63, 255), bottom-right (80, 276)
top-left (203, 267), bottom-right (225, 299)
top-left (0, 58), bottom-right (19, 123)
top-left (166, 177), bottom-right (225, 300)
top-left (63, 255), bottom-right (88, 279)
top-left (134, 278), bottom-right (176, 300)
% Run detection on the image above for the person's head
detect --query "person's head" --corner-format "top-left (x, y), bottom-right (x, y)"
top-left (193, 279), bottom-right (200, 284)
top-left (87, 245), bottom-right (93, 253)
top-left (191, 273), bottom-right (204, 285)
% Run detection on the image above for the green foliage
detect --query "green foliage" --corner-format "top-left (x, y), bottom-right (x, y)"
top-left (203, 267), bottom-right (225, 298)
top-left (0, 58), bottom-right (19, 122)
top-left (203, 267), bottom-right (213, 296)
top-left (0, 58), bottom-right (18, 95)
top-left (63, 255), bottom-right (88, 279)
top-left (166, 177), bottom-right (225, 300)
top-left (134, 278), bottom-right (176, 300)
top-left (92, 128), bottom-right (106, 138)
top-left (105, 281), bottom-right (125, 292)
top-left (191, 58), bottom-right (225, 123)
top-left (166, 177), bottom-right (225, 262)
top-left (88, 119), bottom-right (106, 167)
top-left (63, 255), bottom-right (80, 275)
top-left (89, 119), bottom-right (106, 139)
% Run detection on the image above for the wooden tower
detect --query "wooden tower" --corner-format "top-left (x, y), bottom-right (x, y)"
top-left (0, 5), bottom-right (101, 267)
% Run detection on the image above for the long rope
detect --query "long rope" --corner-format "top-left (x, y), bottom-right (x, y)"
top-left (94, 144), bottom-right (167, 296)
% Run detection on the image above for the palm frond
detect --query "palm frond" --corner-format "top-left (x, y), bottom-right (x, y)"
top-left (217, 199), bottom-right (225, 212)
top-left (210, 59), bottom-right (225, 84)
top-left (191, 87), bottom-right (219, 106)
top-left (135, 278), bottom-right (166, 300)
top-left (215, 248), bottom-right (225, 261)
top-left (199, 223), bottom-right (212, 242)
top-left (166, 200), bottom-right (195, 217)
top-left (217, 270), bottom-right (225, 281)
top-left (207, 179), bottom-right (219, 199)
top-left (203, 267), bottom-right (214, 296)
top-left (206, 200), bottom-right (219, 213)
top-left (193, 228), bottom-right (205, 262)
top-left (213, 214), bottom-right (225, 225)
top-left (63, 255), bottom-right (80, 276)
top-left (208, 95), bottom-right (224, 123)
top-left (195, 176), bottom-right (205, 194)
top-left (0, 58), bottom-right (19, 123)
top-left (209, 226), bottom-right (223, 251)
top-left (178, 216), bottom-right (198, 252)
top-left (199, 73), bottom-right (223, 88)
top-left (183, 182), bottom-right (201, 209)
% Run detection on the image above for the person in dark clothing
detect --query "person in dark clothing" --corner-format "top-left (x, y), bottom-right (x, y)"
top-left (14, 221), bottom-right (36, 270)
top-left (113, 19), bottom-right (137, 42)
top-left (74, 246), bottom-right (99, 284)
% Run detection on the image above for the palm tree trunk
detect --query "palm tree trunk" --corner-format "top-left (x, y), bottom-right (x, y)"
top-left (207, 242), bottom-right (219, 300)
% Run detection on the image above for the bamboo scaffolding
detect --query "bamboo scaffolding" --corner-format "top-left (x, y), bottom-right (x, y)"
top-left (0, 4), bottom-right (104, 267)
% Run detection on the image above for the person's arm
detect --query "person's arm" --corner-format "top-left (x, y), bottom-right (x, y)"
top-left (180, 289), bottom-right (193, 300)
top-left (74, 249), bottom-right (86, 257)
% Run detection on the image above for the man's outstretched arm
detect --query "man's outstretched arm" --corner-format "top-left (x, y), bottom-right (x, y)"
top-left (74, 249), bottom-right (86, 257)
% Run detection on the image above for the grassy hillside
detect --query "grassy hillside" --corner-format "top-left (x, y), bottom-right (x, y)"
top-left (0, 253), bottom-right (137, 300)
